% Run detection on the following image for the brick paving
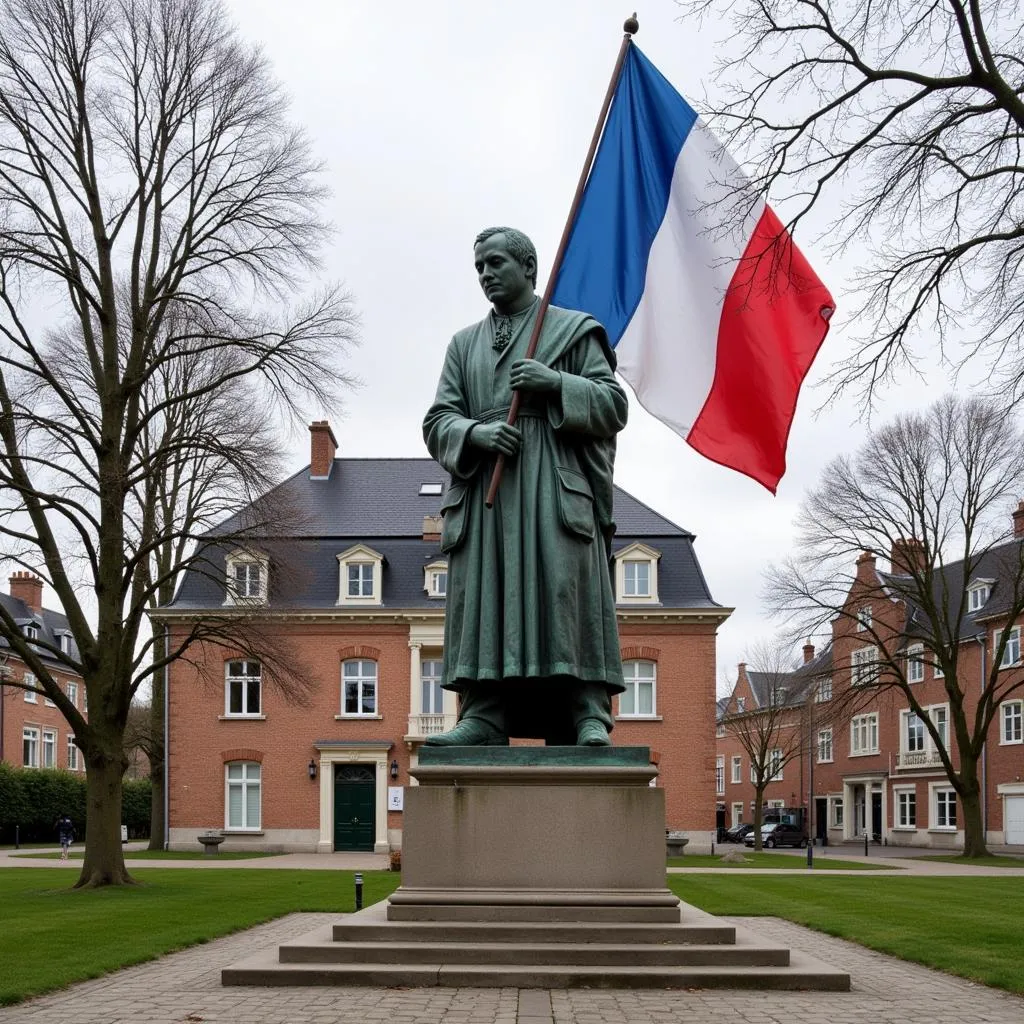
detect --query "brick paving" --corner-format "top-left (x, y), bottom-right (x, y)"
top-left (1, 912), bottom-right (1022, 1024)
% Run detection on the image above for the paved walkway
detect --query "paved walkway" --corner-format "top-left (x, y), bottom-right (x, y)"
top-left (1, 910), bottom-right (1021, 1024)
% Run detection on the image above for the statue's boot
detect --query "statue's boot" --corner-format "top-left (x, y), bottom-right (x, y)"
top-left (424, 717), bottom-right (508, 746)
top-left (576, 718), bottom-right (611, 746)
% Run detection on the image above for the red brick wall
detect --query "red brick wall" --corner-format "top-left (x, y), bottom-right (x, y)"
top-left (1, 661), bottom-right (87, 772)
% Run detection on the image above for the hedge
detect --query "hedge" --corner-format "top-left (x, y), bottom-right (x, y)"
top-left (0, 764), bottom-right (151, 844)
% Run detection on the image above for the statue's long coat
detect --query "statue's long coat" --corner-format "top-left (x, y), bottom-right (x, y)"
top-left (423, 303), bottom-right (628, 693)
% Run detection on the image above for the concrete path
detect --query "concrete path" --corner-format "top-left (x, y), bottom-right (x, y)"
top-left (1, 911), bottom-right (1021, 1024)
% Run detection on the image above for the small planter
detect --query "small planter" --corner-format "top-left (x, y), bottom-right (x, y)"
top-left (198, 833), bottom-right (225, 856)
top-left (666, 831), bottom-right (689, 857)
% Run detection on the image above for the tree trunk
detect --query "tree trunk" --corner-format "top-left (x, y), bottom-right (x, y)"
top-left (147, 672), bottom-right (165, 851)
top-left (752, 786), bottom-right (765, 851)
top-left (76, 749), bottom-right (135, 888)
top-left (958, 756), bottom-right (989, 858)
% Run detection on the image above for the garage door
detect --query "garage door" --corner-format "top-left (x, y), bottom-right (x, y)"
top-left (1005, 796), bottom-right (1024, 846)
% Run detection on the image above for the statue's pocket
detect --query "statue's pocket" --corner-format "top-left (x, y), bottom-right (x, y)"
top-left (554, 467), bottom-right (596, 541)
top-left (439, 483), bottom-right (469, 553)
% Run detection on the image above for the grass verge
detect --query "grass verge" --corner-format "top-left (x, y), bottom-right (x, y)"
top-left (910, 854), bottom-right (1024, 868)
top-left (11, 850), bottom-right (275, 861)
top-left (667, 852), bottom-right (895, 870)
top-left (671, 874), bottom-right (1024, 994)
top-left (0, 868), bottom-right (400, 1006)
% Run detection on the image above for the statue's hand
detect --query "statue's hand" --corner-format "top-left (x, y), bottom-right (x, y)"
top-left (510, 359), bottom-right (560, 395)
top-left (470, 422), bottom-right (522, 456)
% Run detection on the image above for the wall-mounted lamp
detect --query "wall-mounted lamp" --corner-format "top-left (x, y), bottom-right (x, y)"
top-left (389, 759), bottom-right (399, 780)
top-left (308, 759), bottom-right (317, 780)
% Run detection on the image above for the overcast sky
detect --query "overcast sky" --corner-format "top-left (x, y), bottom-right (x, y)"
top-left (221, 0), bottom-right (953, 693)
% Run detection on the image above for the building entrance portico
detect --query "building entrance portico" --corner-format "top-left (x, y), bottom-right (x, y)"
top-left (841, 773), bottom-right (887, 842)
top-left (315, 740), bottom-right (392, 854)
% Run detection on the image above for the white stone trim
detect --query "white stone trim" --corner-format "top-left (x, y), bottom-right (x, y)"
top-left (314, 742), bottom-right (392, 854)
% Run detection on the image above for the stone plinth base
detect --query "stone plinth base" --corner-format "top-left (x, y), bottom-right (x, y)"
top-left (388, 746), bottom-right (678, 920)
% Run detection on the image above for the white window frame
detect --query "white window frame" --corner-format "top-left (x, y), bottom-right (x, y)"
top-left (618, 660), bottom-right (657, 718)
top-left (903, 710), bottom-right (926, 754)
top-left (1000, 700), bottom-right (1023, 745)
top-left (968, 582), bottom-right (992, 612)
top-left (41, 728), bottom-right (57, 769)
top-left (995, 626), bottom-right (1022, 669)
top-left (906, 644), bottom-right (925, 684)
top-left (65, 681), bottom-right (78, 708)
top-left (815, 677), bottom-right (833, 702)
top-left (341, 659), bottom-right (379, 717)
top-left (829, 796), bottom-right (844, 828)
top-left (731, 755), bottom-right (742, 784)
top-left (224, 550), bottom-right (269, 606)
top-left (894, 786), bottom-right (917, 829)
top-left (736, 696), bottom-right (746, 713)
top-left (715, 756), bottom-right (725, 795)
top-left (930, 783), bottom-right (957, 831)
top-left (424, 560), bottom-right (448, 599)
top-left (613, 542), bottom-right (661, 604)
top-left (23, 671), bottom-right (36, 702)
top-left (22, 725), bottom-right (39, 768)
top-left (768, 748), bottom-right (784, 781)
top-left (851, 646), bottom-right (879, 687)
top-left (715, 723), bottom-right (726, 738)
top-left (336, 544), bottom-right (385, 607)
top-left (67, 734), bottom-right (79, 772)
top-left (856, 606), bottom-right (872, 631)
top-left (421, 658), bottom-right (445, 715)
top-left (225, 762), bottom-right (261, 831)
top-left (851, 713), bottom-right (879, 755)
top-left (623, 560), bottom-right (651, 598)
top-left (224, 660), bottom-right (263, 718)
top-left (23, 622), bottom-right (39, 641)
top-left (731, 801), bottom-right (744, 826)
top-left (817, 728), bottom-right (833, 763)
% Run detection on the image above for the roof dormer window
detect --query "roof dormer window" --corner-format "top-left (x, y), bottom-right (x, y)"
top-left (224, 551), bottom-right (269, 606)
top-left (336, 544), bottom-right (385, 606)
top-left (613, 542), bottom-right (661, 604)
top-left (968, 580), bottom-right (993, 613)
top-left (424, 559), bottom-right (448, 598)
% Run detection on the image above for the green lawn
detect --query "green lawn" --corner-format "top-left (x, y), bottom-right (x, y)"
top-left (672, 874), bottom-right (1024, 994)
top-left (910, 854), bottom-right (1024, 868)
top-left (668, 852), bottom-right (895, 870)
top-left (0, 868), bottom-right (401, 1006)
top-left (12, 849), bottom-right (274, 861)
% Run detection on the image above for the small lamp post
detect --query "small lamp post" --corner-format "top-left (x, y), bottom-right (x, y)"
top-left (307, 759), bottom-right (317, 781)
top-left (354, 871), bottom-right (364, 911)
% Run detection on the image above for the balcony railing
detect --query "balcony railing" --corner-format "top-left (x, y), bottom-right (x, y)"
top-left (407, 713), bottom-right (457, 738)
top-left (895, 749), bottom-right (944, 770)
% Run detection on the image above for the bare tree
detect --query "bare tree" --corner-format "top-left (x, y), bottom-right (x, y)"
top-left (678, 0), bottom-right (1024, 403)
top-left (722, 640), bottom-right (831, 850)
top-left (0, 0), bottom-right (357, 886)
top-left (766, 395), bottom-right (1024, 857)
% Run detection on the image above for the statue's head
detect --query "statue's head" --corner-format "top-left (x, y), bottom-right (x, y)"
top-left (473, 226), bottom-right (537, 313)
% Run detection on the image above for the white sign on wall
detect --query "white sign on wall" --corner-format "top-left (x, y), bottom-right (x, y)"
top-left (387, 786), bottom-right (404, 811)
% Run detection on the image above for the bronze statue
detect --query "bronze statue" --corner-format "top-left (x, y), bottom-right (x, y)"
top-left (422, 227), bottom-right (628, 746)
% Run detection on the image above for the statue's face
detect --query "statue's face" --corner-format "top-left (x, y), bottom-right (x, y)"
top-left (474, 234), bottom-right (535, 312)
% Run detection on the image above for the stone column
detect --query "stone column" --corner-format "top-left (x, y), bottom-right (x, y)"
top-left (408, 641), bottom-right (422, 730)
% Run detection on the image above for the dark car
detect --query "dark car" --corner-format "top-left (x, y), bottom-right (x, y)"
top-left (743, 822), bottom-right (808, 849)
top-left (721, 823), bottom-right (755, 843)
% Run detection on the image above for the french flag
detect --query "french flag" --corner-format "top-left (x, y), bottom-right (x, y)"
top-left (552, 45), bottom-right (834, 494)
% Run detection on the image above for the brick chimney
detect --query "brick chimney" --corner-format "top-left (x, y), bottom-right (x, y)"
top-left (890, 537), bottom-right (926, 574)
top-left (9, 571), bottom-right (43, 613)
top-left (308, 420), bottom-right (337, 479)
top-left (1013, 501), bottom-right (1024, 539)
top-left (422, 515), bottom-right (442, 542)
top-left (803, 642), bottom-right (815, 664)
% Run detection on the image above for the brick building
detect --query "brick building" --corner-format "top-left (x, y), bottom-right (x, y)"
top-left (717, 507), bottom-right (1024, 850)
top-left (0, 573), bottom-right (86, 773)
top-left (156, 422), bottom-right (730, 854)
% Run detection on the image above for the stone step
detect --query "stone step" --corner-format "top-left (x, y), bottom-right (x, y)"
top-left (333, 920), bottom-right (736, 945)
top-left (223, 950), bottom-right (849, 991)
top-left (386, 902), bottom-right (681, 923)
top-left (281, 938), bottom-right (791, 968)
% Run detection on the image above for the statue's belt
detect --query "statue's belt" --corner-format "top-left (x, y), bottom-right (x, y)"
top-left (478, 406), bottom-right (545, 424)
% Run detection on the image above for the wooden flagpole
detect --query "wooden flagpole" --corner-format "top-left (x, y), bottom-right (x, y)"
top-left (484, 13), bottom-right (639, 509)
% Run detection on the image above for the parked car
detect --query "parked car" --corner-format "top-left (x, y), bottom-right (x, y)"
top-left (721, 823), bottom-right (755, 843)
top-left (743, 822), bottom-right (808, 849)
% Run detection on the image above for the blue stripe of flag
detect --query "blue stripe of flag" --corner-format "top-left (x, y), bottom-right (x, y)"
top-left (552, 45), bottom-right (699, 347)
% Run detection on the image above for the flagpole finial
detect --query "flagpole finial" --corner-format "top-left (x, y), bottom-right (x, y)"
top-left (624, 13), bottom-right (639, 35)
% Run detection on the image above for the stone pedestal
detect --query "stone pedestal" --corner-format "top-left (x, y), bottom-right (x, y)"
top-left (387, 746), bottom-right (680, 922)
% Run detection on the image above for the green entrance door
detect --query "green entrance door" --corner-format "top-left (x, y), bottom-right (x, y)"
top-left (333, 764), bottom-right (376, 851)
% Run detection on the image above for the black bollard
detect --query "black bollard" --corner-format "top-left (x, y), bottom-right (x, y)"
top-left (806, 840), bottom-right (813, 870)
top-left (864, 832), bottom-right (869, 857)
top-left (14, 825), bottom-right (19, 850)
top-left (354, 871), bottom-right (364, 911)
